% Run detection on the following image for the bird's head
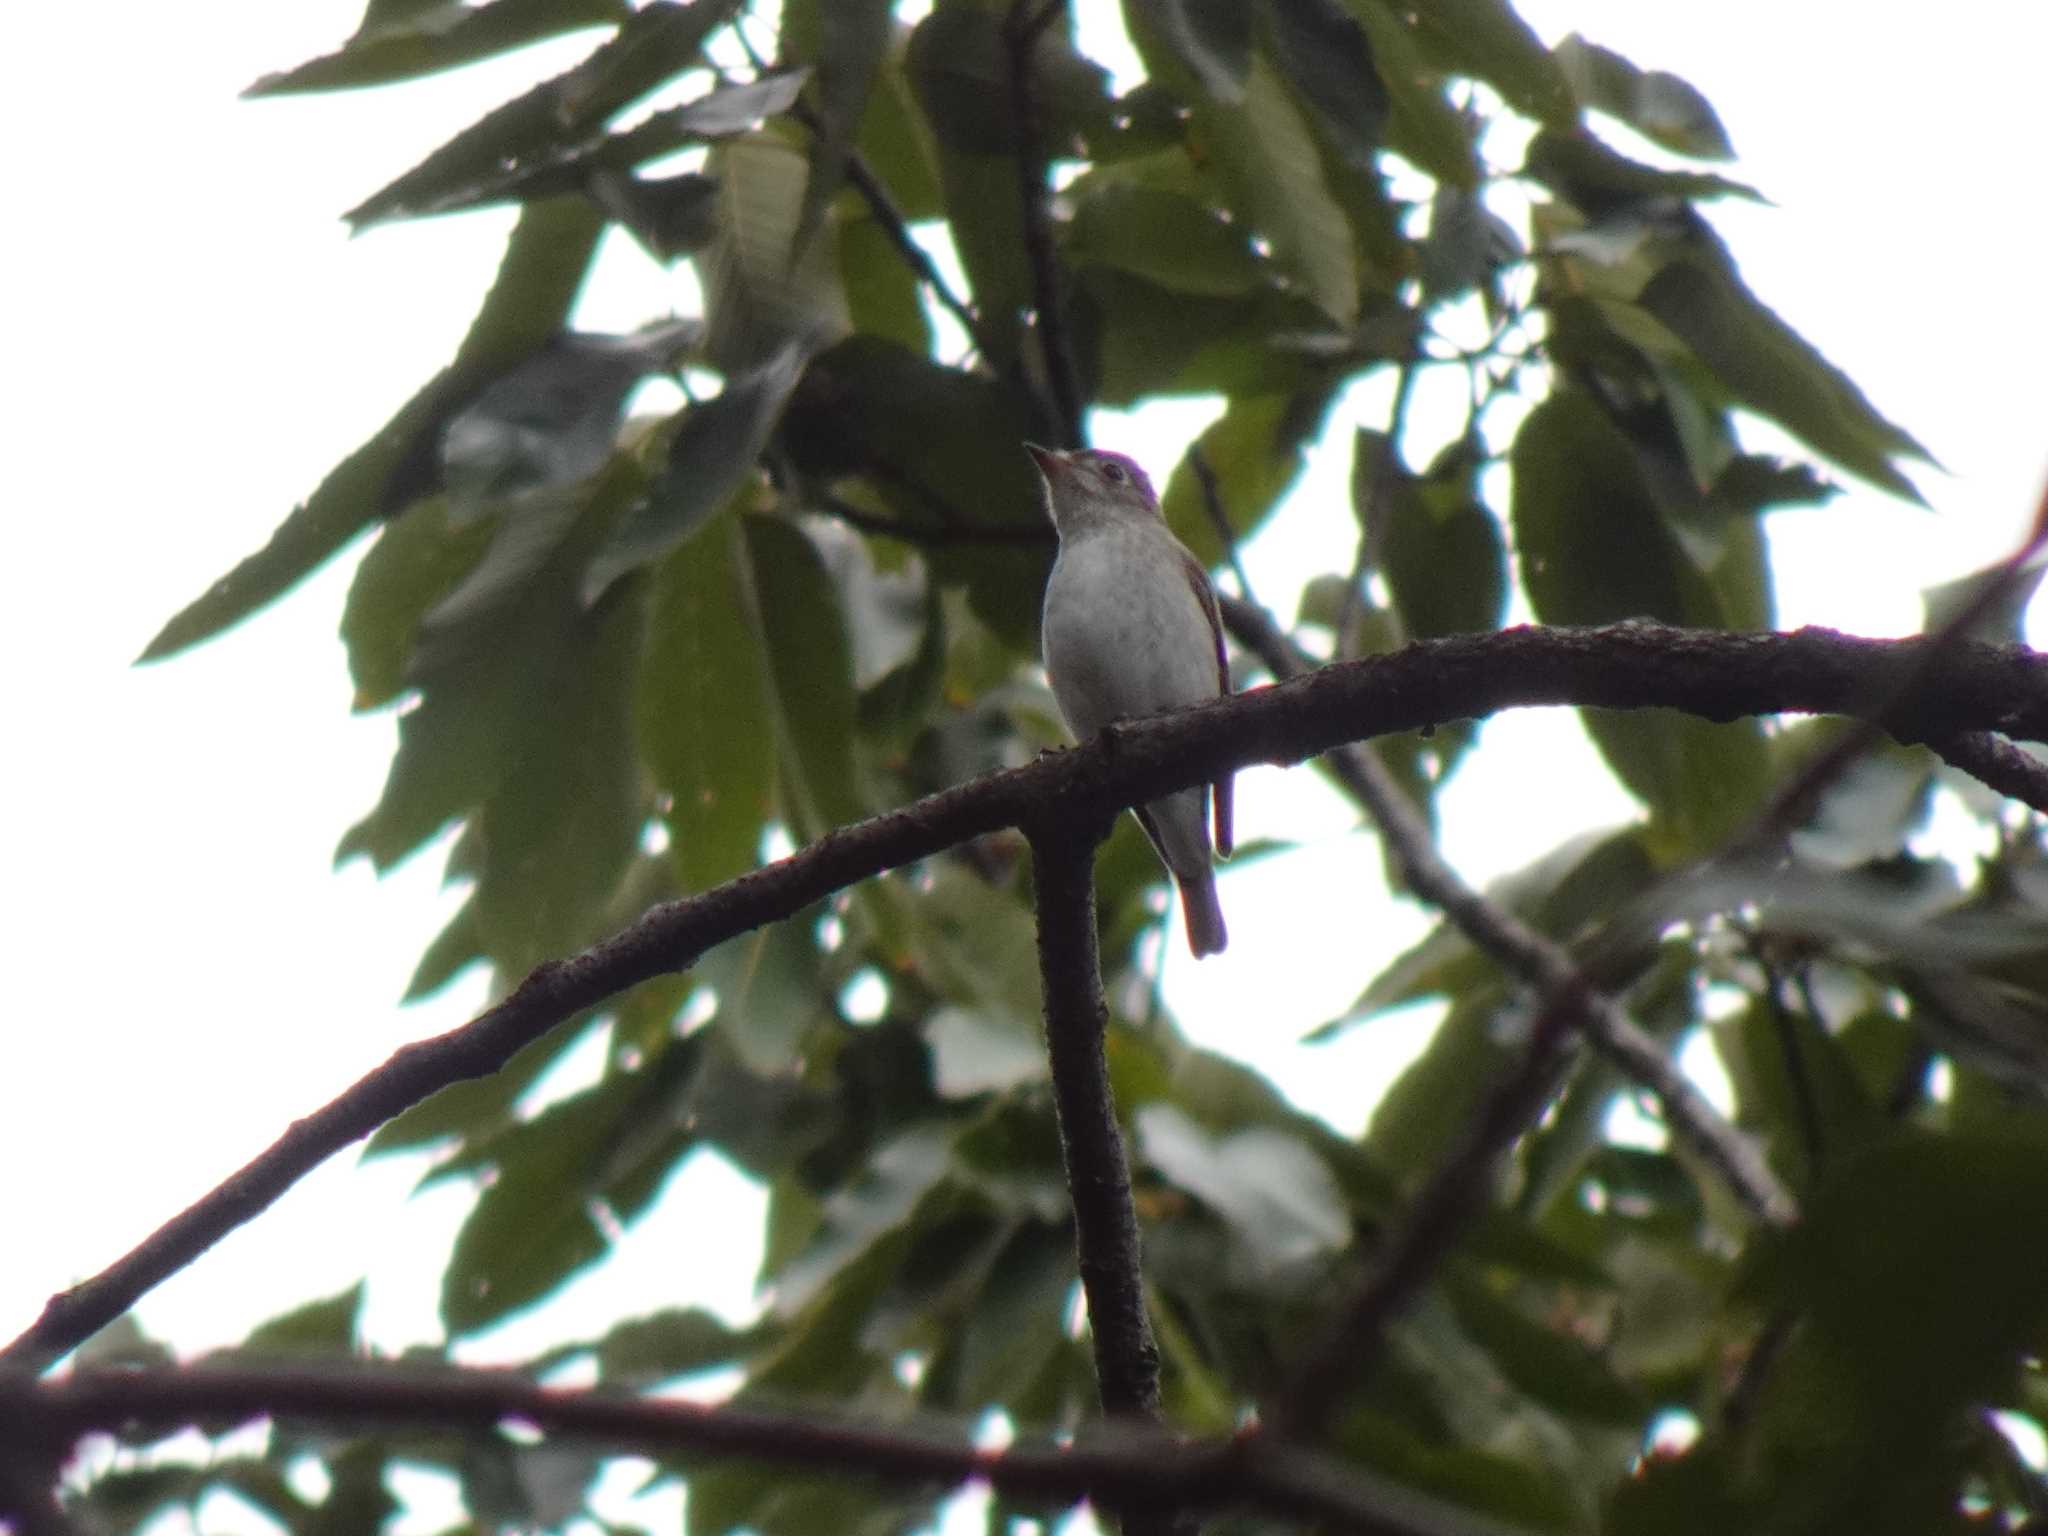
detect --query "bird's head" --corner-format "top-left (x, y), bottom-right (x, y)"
top-left (1024, 443), bottom-right (1161, 532)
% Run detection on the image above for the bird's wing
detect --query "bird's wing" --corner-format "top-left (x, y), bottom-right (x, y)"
top-left (1178, 545), bottom-right (1234, 860)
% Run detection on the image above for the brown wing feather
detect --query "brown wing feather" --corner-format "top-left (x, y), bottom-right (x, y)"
top-left (1178, 546), bottom-right (1234, 860)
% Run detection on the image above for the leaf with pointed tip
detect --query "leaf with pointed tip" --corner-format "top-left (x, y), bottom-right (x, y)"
top-left (1405, 0), bottom-right (1574, 128)
top-left (1525, 130), bottom-right (1763, 211)
top-left (1923, 559), bottom-right (2048, 646)
top-left (1160, 392), bottom-right (1323, 568)
top-left (1553, 33), bottom-right (1733, 160)
top-left (1350, 0), bottom-right (1477, 189)
top-left (341, 498), bottom-right (495, 710)
top-left (904, 3), bottom-right (1113, 157)
top-left (699, 906), bottom-right (831, 1075)
top-left (792, 0), bottom-right (893, 253)
top-left (246, 0), bottom-right (629, 97)
top-left (347, 0), bottom-right (742, 227)
top-left (141, 198), bottom-right (602, 663)
top-left (582, 341), bottom-right (807, 603)
top-left (1263, 0), bottom-right (1387, 173)
top-left (1190, 50), bottom-right (1360, 325)
top-left (1639, 256), bottom-right (1931, 502)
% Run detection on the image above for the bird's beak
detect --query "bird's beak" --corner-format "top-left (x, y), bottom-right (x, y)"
top-left (1023, 441), bottom-right (1068, 482)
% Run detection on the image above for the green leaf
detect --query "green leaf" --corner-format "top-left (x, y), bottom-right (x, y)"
top-left (341, 496), bottom-right (495, 710)
top-left (639, 516), bottom-right (776, 892)
top-left (1443, 1266), bottom-right (1644, 1423)
top-left (1637, 255), bottom-right (1930, 501)
top-left (1552, 33), bottom-right (1733, 160)
top-left (1524, 129), bottom-right (1763, 209)
top-left (239, 1284), bottom-right (364, 1356)
top-left (142, 197), bottom-right (603, 662)
top-left (246, 0), bottom-right (629, 96)
top-left (1160, 391), bottom-right (1323, 568)
top-left (1262, 0), bottom-right (1388, 172)
top-left (1125, 0), bottom-right (1253, 102)
top-left (700, 136), bottom-right (852, 372)
top-left (1067, 181), bottom-right (1266, 296)
top-left (1923, 557), bottom-right (2048, 646)
top-left (346, 0), bottom-right (744, 226)
top-left (582, 340), bottom-right (807, 602)
top-left (1192, 49), bottom-right (1360, 324)
top-left (1074, 267), bottom-right (1339, 403)
top-left (402, 894), bottom-right (485, 1001)
top-left (770, 1125), bottom-right (957, 1313)
top-left (790, 0), bottom-right (893, 251)
top-left (1350, 0), bottom-right (1477, 189)
top-left (1136, 1103), bottom-right (1350, 1277)
top-left (699, 907), bottom-right (831, 1075)
top-left (743, 515), bottom-right (865, 839)
top-left (838, 209), bottom-right (934, 354)
top-left (1510, 391), bottom-right (1770, 846)
top-left (904, 2), bottom-right (1113, 156)
top-left (1361, 432), bottom-right (1507, 639)
top-left (336, 461), bottom-right (634, 872)
top-left (441, 1077), bottom-right (647, 1334)
top-left (443, 321), bottom-right (698, 524)
top-left (470, 574), bottom-right (647, 973)
top-left (1404, 0), bottom-right (1575, 128)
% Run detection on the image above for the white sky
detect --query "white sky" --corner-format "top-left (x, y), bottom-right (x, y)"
top-left (6, 2), bottom-right (2047, 1524)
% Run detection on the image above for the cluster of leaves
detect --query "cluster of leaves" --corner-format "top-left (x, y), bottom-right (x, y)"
top-left (91, 0), bottom-right (2048, 1532)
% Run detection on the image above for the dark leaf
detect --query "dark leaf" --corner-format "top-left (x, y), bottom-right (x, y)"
top-left (1191, 50), bottom-right (1360, 324)
top-left (905, 2), bottom-right (1113, 157)
top-left (347, 0), bottom-right (744, 227)
top-left (1443, 1266), bottom-right (1644, 1423)
top-left (1406, 0), bottom-right (1575, 127)
top-left (1638, 255), bottom-right (1931, 501)
top-left (246, 0), bottom-right (630, 96)
top-left (582, 340), bottom-right (807, 602)
top-left (590, 168), bottom-right (723, 262)
top-left (1552, 33), bottom-right (1733, 160)
top-left (1068, 181), bottom-right (1267, 297)
top-left (593, 1307), bottom-right (758, 1384)
top-left (1350, 0), bottom-right (1478, 189)
top-left (698, 906), bottom-right (831, 1075)
top-left (1262, 0), bottom-right (1388, 172)
top-left (1160, 391), bottom-right (1323, 568)
top-left (442, 320), bottom-right (699, 523)
top-left (238, 1284), bottom-right (364, 1356)
top-left (1525, 129), bottom-right (1763, 212)
top-left (794, 0), bottom-right (894, 251)
top-left (143, 198), bottom-right (603, 661)
top-left (1708, 453), bottom-right (1838, 516)
top-left (341, 495), bottom-right (496, 710)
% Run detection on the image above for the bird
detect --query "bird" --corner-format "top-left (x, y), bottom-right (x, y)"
top-left (1027, 443), bottom-right (1234, 958)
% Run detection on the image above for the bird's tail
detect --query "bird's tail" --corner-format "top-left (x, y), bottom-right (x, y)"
top-left (1178, 871), bottom-right (1228, 958)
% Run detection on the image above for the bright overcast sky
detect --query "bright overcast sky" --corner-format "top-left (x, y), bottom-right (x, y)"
top-left (6, 5), bottom-right (2046, 1520)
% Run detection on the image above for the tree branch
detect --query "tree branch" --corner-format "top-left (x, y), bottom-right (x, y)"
top-left (1930, 730), bottom-right (2048, 814)
top-left (1004, 0), bottom-right (1084, 447)
top-left (1027, 821), bottom-right (1180, 1536)
top-left (9, 621), bottom-right (2046, 1374)
top-left (5, 1364), bottom-right (1543, 1536)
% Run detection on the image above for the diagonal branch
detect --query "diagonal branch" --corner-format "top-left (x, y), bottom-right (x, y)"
top-left (1220, 598), bottom-right (1798, 1228)
top-left (9, 621), bottom-right (2048, 1374)
top-left (6, 1363), bottom-right (1545, 1536)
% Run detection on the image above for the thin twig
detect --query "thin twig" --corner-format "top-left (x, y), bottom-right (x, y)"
top-left (1185, 445), bottom-right (1255, 600)
top-left (1004, 0), bottom-right (1084, 446)
top-left (4, 1364), bottom-right (1545, 1536)
top-left (10, 620), bottom-right (2045, 1374)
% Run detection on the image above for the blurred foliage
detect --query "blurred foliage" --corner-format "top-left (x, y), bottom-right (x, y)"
top-left (100, 1), bottom-right (2048, 1533)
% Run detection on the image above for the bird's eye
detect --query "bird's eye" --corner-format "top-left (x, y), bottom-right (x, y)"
top-left (1100, 460), bottom-right (1127, 485)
